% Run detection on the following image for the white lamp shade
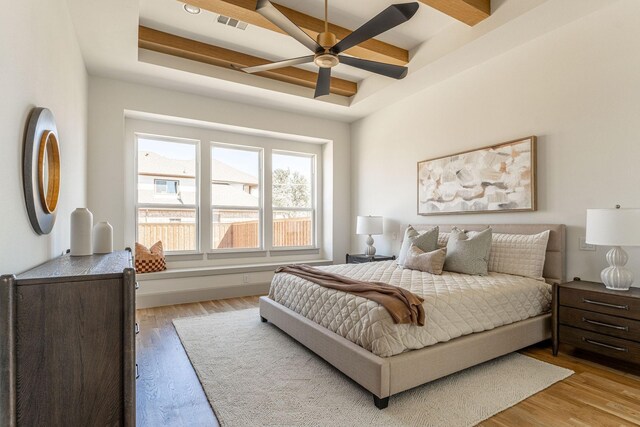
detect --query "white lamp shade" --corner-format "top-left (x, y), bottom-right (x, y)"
top-left (586, 208), bottom-right (640, 246)
top-left (356, 216), bottom-right (383, 235)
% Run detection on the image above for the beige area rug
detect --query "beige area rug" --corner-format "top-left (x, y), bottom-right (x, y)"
top-left (173, 308), bottom-right (573, 427)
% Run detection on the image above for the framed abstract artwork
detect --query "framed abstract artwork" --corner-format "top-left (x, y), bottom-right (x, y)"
top-left (417, 136), bottom-right (537, 215)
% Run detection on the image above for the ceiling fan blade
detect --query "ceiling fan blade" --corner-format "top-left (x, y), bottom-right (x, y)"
top-left (331, 3), bottom-right (419, 55)
top-left (256, 0), bottom-right (322, 53)
top-left (242, 55), bottom-right (315, 74)
top-left (314, 67), bottom-right (331, 98)
top-left (339, 55), bottom-right (408, 79)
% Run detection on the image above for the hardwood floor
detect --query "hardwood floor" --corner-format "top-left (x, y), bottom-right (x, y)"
top-left (136, 297), bottom-right (640, 426)
top-left (136, 296), bottom-right (259, 426)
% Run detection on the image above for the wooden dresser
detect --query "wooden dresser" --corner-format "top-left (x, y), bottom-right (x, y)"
top-left (0, 250), bottom-right (136, 426)
top-left (553, 280), bottom-right (640, 363)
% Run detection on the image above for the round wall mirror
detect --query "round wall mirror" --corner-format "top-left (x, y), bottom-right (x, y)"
top-left (23, 107), bottom-right (60, 235)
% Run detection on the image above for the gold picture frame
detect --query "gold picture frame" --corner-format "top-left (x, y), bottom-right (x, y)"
top-left (417, 136), bottom-right (537, 216)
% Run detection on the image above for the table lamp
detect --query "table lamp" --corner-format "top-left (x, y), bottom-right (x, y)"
top-left (356, 215), bottom-right (383, 256)
top-left (586, 206), bottom-right (640, 291)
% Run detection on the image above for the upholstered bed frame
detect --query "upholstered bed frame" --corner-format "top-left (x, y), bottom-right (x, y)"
top-left (259, 224), bottom-right (566, 409)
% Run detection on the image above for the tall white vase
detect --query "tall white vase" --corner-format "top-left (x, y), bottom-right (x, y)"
top-left (70, 208), bottom-right (93, 256)
top-left (93, 221), bottom-right (113, 254)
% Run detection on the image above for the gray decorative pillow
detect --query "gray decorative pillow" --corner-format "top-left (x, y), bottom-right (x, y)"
top-left (444, 227), bottom-right (492, 275)
top-left (397, 225), bottom-right (439, 266)
top-left (404, 245), bottom-right (447, 275)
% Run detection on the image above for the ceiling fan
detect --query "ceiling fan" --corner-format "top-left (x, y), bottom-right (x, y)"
top-left (241, 0), bottom-right (420, 98)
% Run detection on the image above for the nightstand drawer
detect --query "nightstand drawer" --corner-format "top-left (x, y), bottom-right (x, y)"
top-left (559, 287), bottom-right (640, 320)
top-left (559, 306), bottom-right (640, 342)
top-left (559, 325), bottom-right (640, 360)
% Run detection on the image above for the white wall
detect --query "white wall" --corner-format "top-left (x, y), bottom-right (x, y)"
top-left (351, 0), bottom-right (640, 285)
top-left (87, 77), bottom-right (350, 306)
top-left (0, 0), bottom-right (88, 274)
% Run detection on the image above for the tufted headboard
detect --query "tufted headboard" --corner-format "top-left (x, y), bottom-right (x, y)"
top-left (399, 224), bottom-right (566, 284)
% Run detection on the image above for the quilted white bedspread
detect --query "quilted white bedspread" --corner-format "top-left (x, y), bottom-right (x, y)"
top-left (268, 261), bottom-right (552, 357)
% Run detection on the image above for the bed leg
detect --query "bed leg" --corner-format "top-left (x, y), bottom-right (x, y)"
top-left (260, 316), bottom-right (267, 323)
top-left (373, 395), bottom-right (389, 409)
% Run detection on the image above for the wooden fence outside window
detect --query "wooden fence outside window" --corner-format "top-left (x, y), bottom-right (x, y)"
top-left (138, 218), bottom-right (312, 251)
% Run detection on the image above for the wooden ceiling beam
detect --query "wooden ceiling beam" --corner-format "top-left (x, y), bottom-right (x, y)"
top-left (138, 26), bottom-right (357, 97)
top-left (419, 0), bottom-right (490, 26)
top-left (183, 0), bottom-right (409, 66)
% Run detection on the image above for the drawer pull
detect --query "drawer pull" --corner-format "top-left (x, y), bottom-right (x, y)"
top-left (136, 363), bottom-right (140, 379)
top-left (582, 337), bottom-right (628, 352)
top-left (135, 322), bottom-right (140, 335)
top-left (582, 298), bottom-right (628, 310)
top-left (582, 317), bottom-right (629, 331)
top-left (135, 281), bottom-right (140, 290)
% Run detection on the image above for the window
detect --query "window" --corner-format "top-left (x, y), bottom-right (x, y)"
top-left (129, 118), bottom-right (322, 257)
top-left (136, 136), bottom-right (198, 252)
top-left (272, 151), bottom-right (315, 248)
top-left (211, 144), bottom-right (262, 250)
top-left (154, 179), bottom-right (179, 194)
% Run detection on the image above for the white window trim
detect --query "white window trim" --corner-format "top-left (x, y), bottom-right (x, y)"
top-left (134, 133), bottom-right (201, 255)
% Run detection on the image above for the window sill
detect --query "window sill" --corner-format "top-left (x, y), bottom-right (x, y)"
top-left (204, 248), bottom-right (320, 259)
top-left (165, 252), bottom-right (205, 262)
top-left (137, 258), bottom-right (332, 281)
top-left (206, 250), bottom-right (268, 260)
top-left (269, 248), bottom-right (320, 256)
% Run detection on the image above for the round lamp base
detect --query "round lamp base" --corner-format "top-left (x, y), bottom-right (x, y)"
top-left (364, 235), bottom-right (376, 256)
top-left (601, 246), bottom-right (633, 291)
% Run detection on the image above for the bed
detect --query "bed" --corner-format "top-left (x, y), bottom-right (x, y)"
top-left (259, 224), bottom-right (566, 409)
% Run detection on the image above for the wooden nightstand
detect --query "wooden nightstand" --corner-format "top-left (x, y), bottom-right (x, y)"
top-left (553, 280), bottom-right (640, 363)
top-left (346, 254), bottom-right (396, 264)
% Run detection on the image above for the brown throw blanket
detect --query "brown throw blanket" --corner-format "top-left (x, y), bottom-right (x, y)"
top-left (275, 264), bottom-right (425, 326)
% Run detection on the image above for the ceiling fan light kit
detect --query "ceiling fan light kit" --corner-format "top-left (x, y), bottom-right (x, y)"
top-left (242, 0), bottom-right (419, 98)
top-left (315, 53), bottom-right (339, 68)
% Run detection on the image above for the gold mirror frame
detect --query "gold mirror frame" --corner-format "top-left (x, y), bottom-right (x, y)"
top-left (37, 130), bottom-right (61, 214)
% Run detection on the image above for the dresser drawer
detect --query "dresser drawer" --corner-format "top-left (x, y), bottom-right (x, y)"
top-left (559, 306), bottom-right (640, 342)
top-left (559, 287), bottom-right (640, 320)
top-left (559, 325), bottom-right (640, 361)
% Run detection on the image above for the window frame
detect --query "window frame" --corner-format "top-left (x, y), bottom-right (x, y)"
top-left (127, 118), bottom-right (324, 260)
top-left (134, 133), bottom-right (201, 255)
top-left (270, 149), bottom-right (317, 250)
top-left (210, 142), bottom-right (264, 253)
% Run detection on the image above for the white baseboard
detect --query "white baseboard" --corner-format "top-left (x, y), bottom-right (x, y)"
top-left (136, 282), bottom-right (270, 309)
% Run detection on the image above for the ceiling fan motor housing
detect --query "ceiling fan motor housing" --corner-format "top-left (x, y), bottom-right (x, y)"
top-left (315, 31), bottom-right (339, 68)
top-left (317, 31), bottom-right (336, 49)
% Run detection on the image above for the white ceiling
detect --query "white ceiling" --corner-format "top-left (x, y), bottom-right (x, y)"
top-left (66, 0), bottom-right (616, 122)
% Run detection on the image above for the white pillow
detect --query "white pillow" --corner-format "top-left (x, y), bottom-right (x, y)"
top-left (488, 230), bottom-right (550, 280)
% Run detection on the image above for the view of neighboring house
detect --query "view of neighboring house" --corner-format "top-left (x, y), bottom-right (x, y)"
top-left (137, 150), bottom-right (260, 251)
top-left (138, 150), bottom-right (197, 206)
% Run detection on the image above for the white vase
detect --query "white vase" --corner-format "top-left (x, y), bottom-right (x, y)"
top-left (70, 208), bottom-right (93, 256)
top-left (93, 221), bottom-right (113, 254)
